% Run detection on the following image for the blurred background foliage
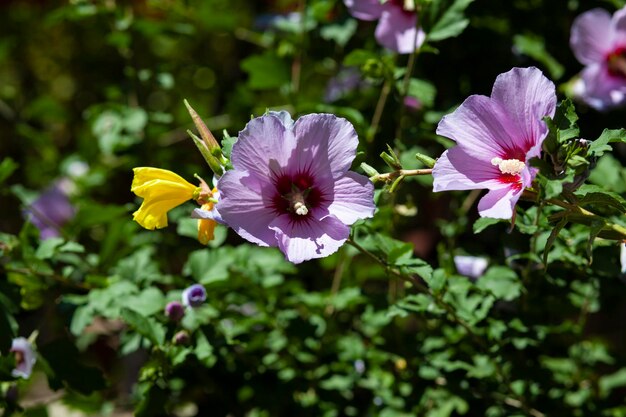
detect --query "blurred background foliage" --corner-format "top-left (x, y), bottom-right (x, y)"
top-left (2, 0), bottom-right (626, 416)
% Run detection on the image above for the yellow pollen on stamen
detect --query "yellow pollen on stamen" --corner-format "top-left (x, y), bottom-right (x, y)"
top-left (491, 157), bottom-right (525, 175)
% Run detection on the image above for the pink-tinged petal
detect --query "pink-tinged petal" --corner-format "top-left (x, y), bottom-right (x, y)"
top-left (375, 6), bottom-right (424, 54)
top-left (432, 148), bottom-right (503, 192)
top-left (216, 170), bottom-right (277, 247)
top-left (611, 7), bottom-right (626, 48)
top-left (326, 171), bottom-right (375, 225)
top-left (343, 0), bottom-right (384, 20)
top-left (577, 63), bottom-right (626, 110)
top-left (231, 115), bottom-right (296, 181)
top-left (436, 95), bottom-right (519, 161)
top-left (477, 186), bottom-right (522, 219)
top-left (490, 67), bottom-right (556, 152)
top-left (570, 8), bottom-right (613, 65)
top-left (269, 214), bottom-right (350, 264)
top-left (454, 255), bottom-right (488, 279)
top-left (292, 114), bottom-right (359, 179)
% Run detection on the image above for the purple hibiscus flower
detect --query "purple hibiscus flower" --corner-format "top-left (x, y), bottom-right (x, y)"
top-left (11, 337), bottom-right (36, 379)
top-left (216, 111), bottom-right (375, 264)
top-left (24, 179), bottom-right (76, 240)
top-left (432, 67), bottom-right (557, 219)
top-left (344, 0), bottom-right (424, 54)
top-left (570, 7), bottom-right (626, 110)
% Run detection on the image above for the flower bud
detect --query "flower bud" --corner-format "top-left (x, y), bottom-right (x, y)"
top-left (182, 284), bottom-right (207, 308)
top-left (165, 301), bottom-right (185, 321)
top-left (173, 330), bottom-right (190, 345)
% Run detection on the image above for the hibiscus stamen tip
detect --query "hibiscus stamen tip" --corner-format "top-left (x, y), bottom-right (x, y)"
top-left (294, 201), bottom-right (309, 216)
top-left (491, 157), bottom-right (525, 175)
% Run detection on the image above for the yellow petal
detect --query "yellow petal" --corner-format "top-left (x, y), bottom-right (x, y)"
top-left (197, 202), bottom-right (217, 244)
top-left (131, 167), bottom-right (200, 230)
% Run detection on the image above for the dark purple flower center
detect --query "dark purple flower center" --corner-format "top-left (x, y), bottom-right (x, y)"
top-left (11, 349), bottom-right (24, 366)
top-left (607, 47), bottom-right (626, 79)
top-left (270, 171), bottom-right (326, 222)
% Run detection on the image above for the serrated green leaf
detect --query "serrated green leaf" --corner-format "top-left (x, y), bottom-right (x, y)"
top-left (120, 307), bottom-right (165, 346)
top-left (476, 267), bottom-right (521, 301)
top-left (589, 128), bottom-right (626, 157)
top-left (473, 217), bottom-right (503, 234)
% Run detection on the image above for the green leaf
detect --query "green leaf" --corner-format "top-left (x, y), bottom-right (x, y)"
top-left (542, 217), bottom-right (568, 266)
top-left (473, 217), bottom-right (503, 234)
top-left (320, 19), bottom-right (357, 47)
top-left (589, 128), bottom-right (626, 158)
top-left (0, 158), bottom-right (18, 184)
top-left (599, 368), bottom-right (626, 398)
top-left (403, 78), bottom-right (436, 108)
top-left (513, 34), bottom-right (564, 79)
top-left (343, 49), bottom-right (378, 67)
top-left (425, 0), bottom-right (475, 42)
top-left (240, 53), bottom-right (290, 90)
top-left (120, 307), bottom-right (165, 346)
top-left (476, 267), bottom-right (521, 301)
top-left (35, 237), bottom-right (64, 259)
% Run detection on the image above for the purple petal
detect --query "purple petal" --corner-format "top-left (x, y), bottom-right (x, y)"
top-left (621, 243), bottom-right (626, 274)
top-left (11, 337), bottom-right (36, 379)
top-left (326, 171), bottom-right (375, 225)
top-left (490, 67), bottom-right (556, 152)
top-left (436, 95), bottom-right (518, 162)
top-left (267, 110), bottom-right (295, 130)
top-left (231, 115), bottom-right (296, 182)
top-left (375, 6), bottom-right (424, 54)
top-left (343, 0), bottom-right (383, 20)
top-left (570, 8), bottom-right (613, 65)
top-left (477, 186), bottom-right (522, 219)
top-left (433, 148), bottom-right (503, 192)
top-left (292, 114), bottom-right (359, 179)
top-left (454, 255), bottom-right (488, 279)
top-left (577, 63), bottom-right (626, 110)
top-left (25, 181), bottom-right (75, 240)
top-left (612, 7), bottom-right (626, 46)
top-left (269, 214), bottom-right (350, 264)
top-left (216, 170), bottom-right (277, 247)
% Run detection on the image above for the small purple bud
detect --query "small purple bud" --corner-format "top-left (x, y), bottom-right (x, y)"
top-left (165, 301), bottom-right (185, 321)
top-left (173, 330), bottom-right (190, 345)
top-left (182, 284), bottom-right (206, 308)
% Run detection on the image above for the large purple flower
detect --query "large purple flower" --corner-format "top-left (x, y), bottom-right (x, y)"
top-left (216, 112), bottom-right (375, 264)
top-left (344, 0), bottom-right (424, 54)
top-left (24, 179), bottom-right (76, 240)
top-left (432, 67), bottom-right (556, 219)
top-left (570, 7), bottom-right (626, 110)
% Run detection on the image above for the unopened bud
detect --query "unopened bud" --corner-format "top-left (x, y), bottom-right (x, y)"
top-left (184, 100), bottom-right (221, 155)
top-left (173, 330), bottom-right (190, 345)
top-left (415, 152), bottom-right (436, 168)
top-left (165, 301), bottom-right (185, 322)
top-left (360, 162), bottom-right (379, 178)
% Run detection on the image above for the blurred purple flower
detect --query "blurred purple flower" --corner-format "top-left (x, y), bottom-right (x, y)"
top-left (165, 301), bottom-right (185, 321)
top-left (325, 67), bottom-right (366, 102)
top-left (621, 243), bottom-right (626, 274)
top-left (570, 7), bottom-right (626, 110)
top-left (182, 284), bottom-right (206, 308)
top-left (403, 95), bottom-right (423, 111)
top-left (24, 179), bottom-right (75, 240)
top-left (454, 255), bottom-right (488, 280)
top-left (432, 67), bottom-right (556, 219)
top-left (11, 337), bottom-right (36, 379)
top-left (344, 0), bottom-right (424, 54)
top-left (216, 111), bottom-right (375, 264)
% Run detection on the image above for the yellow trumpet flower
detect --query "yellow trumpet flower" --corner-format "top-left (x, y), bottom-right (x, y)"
top-left (197, 200), bottom-right (217, 245)
top-left (131, 167), bottom-right (201, 230)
